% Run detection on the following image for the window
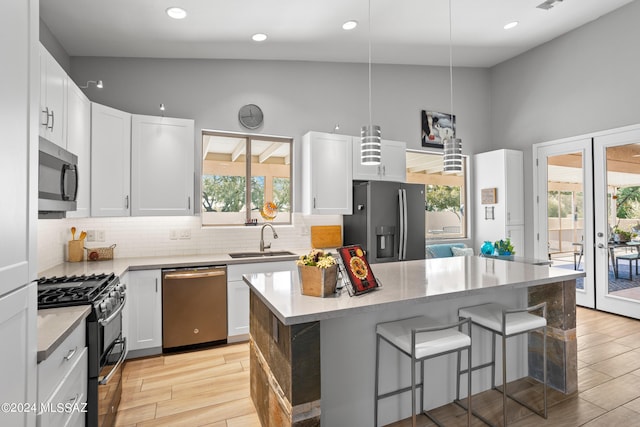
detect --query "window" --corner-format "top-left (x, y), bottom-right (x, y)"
top-left (405, 150), bottom-right (467, 239)
top-left (201, 131), bottom-right (292, 226)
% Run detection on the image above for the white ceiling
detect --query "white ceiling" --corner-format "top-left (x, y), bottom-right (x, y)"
top-left (40, 0), bottom-right (635, 67)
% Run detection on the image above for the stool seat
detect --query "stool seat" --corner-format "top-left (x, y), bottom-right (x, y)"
top-left (375, 315), bottom-right (473, 426)
top-left (377, 316), bottom-right (471, 359)
top-left (459, 303), bottom-right (546, 336)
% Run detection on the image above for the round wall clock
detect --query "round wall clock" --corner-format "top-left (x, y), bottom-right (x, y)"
top-left (238, 104), bottom-right (264, 129)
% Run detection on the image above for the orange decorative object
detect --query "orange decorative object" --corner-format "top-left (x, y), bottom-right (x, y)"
top-left (261, 201), bottom-right (277, 220)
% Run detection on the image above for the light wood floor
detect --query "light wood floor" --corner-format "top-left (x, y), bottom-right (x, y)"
top-left (115, 307), bottom-right (640, 427)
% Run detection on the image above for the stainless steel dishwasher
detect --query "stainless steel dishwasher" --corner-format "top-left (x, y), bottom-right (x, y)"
top-left (162, 266), bottom-right (227, 350)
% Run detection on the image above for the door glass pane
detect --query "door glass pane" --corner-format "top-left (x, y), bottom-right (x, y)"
top-left (605, 145), bottom-right (640, 300)
top-left (546, 153), bottom-right (585, 291)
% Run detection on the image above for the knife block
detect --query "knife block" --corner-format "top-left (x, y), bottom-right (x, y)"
top-left (68, 240), bottom-right (84, 262)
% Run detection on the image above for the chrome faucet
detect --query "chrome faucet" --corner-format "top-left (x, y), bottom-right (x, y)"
top-left (260, 223), bottom-right (278, 252)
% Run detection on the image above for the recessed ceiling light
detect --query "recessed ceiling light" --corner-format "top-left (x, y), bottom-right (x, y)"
top-left (504, 21), bottom-right (519, 30)
top-left (166, 7), bottom-right (187, 20)
top-left (252, 33), bottom-right (268, 42)
top-left (342, 20), bottom-right (358, 31)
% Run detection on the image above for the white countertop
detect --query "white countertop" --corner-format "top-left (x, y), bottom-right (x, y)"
top-left (243, 256), bottom-right (584, 325)
top-left (37, 305), bottom-right (91, 362)
top-left (38, 251), bottom-right (302, 278)
top-left (37, 251), bottom-right (301, 362)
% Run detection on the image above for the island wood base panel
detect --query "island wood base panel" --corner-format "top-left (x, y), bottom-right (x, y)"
top-left (250, 292), bottom-right (321, 427)
top-left (528, 279), bottom-right (578, 394)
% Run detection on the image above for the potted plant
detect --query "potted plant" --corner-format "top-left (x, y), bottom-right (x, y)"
top-left (494, 238), bottom-right (515, 256)
top-left (296, 249), bottom-right (338, 297)
top-left (613, 226), bottom-right (632, 243)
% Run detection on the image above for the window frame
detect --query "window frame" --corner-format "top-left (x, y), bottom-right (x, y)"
top-left (201, 129), bottom-right (293, 226)
top-left (405, 149), bottom-right (469, 240)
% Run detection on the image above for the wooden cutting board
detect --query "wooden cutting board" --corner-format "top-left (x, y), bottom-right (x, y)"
top-left (310, 225), bottom-right (342, 248)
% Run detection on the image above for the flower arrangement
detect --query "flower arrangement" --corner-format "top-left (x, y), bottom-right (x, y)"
top-left (296, 249), bottom-right (336, 269)
top-left (494, 238), bottom-right (515, 255)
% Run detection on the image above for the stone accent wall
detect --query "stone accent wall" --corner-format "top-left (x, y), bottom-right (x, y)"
top-left (528, 279), bottom-right (577, 394)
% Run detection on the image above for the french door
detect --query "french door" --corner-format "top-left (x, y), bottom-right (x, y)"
top-left (534, 138), bottom-right (594, 308)
top-left (594, 128), bottom-right (640, 319)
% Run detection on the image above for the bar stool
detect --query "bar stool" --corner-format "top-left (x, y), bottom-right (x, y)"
top-left (458, 302), bottom-right (547, 426)
top-left (374, 316), bottom-right (472, 427)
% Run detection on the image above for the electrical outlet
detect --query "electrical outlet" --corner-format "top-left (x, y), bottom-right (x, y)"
top-left (86, 230), bottom-right (96, 242)
top-left (96, 230), bottom-right (106, 242)
top-left (179, 229), bottom-right (191, 240)
top-left (169, 229), bottom-right (178, 240)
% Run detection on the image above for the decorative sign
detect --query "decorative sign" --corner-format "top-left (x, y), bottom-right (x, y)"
top-left (481, 188), bottom-right (497, 204)
top-left (337, 245), bottom-right (379, 296)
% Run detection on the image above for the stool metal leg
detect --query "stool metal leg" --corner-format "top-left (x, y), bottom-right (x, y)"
top-left (374, 334), bottom-right (380, 427)
top-left (411, 335), bottom-right (416, 427)
top-left (502, 333), bottom-right (508, 426)
top-left (420, 360), bottom-right (425, 415)
top-left (491, 332), bottom-right (497, 389)
top-left (543, 325), bottom-right (547, 418)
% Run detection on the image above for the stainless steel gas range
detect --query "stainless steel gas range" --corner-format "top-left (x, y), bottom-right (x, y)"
top-left (37, 273), bottom-right (127, 427)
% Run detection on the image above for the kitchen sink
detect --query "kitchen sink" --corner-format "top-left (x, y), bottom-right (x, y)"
top-left (228, 250), bottom-right (297, 259)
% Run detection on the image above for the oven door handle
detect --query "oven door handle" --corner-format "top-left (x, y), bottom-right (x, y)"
top-left (98, 294), bottom-right (126, 326)
top-left (99, 337), bottom-right (127, 386)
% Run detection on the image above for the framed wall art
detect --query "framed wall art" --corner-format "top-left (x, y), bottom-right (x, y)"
top-left (421, 110), bottom-right (456, 149)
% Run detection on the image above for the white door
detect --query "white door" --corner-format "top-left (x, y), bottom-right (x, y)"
top-left (127, 270), bottom-right (162, 351)
top-left (131, 115), bottom-right (195, 216)
top-left (594, 128), bottom-right (640, 319)
top-left (91, 102), bottom-right (131, 217)
top-left (66, 82), bottom-right (91, 218)
top-left (534, 138), bottom-right (594, 308)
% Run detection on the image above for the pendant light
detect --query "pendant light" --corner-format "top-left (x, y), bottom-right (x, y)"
top-left (361, 0), bottom-right (381, 165)
top-left (443, 0), bottom-right (463, 173)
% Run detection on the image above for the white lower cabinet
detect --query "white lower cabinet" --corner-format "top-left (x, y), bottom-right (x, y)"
top-left (37, 319), bottom-right (87, 427)
top-left (125, 270), bottom-right (162, 356)
top-left (227, 261), bottom-right (295, 341)
top-left (0, 285), bottom-right (37, 427)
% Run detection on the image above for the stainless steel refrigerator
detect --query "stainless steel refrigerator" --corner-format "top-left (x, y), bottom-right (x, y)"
top-left (343, 181), bottom-right (425, 263)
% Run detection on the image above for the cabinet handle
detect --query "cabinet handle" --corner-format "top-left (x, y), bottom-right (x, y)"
top-left (41, 107), bottom-right (49, 127)
top-left (67, 393), bottom-right (79, 405)
top-left (125, 195), bottom-right (129, 209)
top-left (63, 346), bottom-right (77, 361)
top-left (155, 278), bottom-right (158, 292)
top-left (188, 196), bottom-right (191, 210)
top-left (383, 165), bottom-right (386, 176)
top-left (507, 212), bottom-right (511, 221)
top-left (49, 110), bottom-right (55, 131)
top-left (313, 197), bottom-right (316, 209)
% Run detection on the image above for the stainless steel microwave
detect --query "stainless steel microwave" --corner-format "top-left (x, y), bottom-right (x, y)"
top-left (38, 137), bottom-right (78, 219)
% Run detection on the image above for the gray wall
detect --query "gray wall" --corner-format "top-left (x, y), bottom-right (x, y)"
top-left (490, 0), bottom-right (640, 256)
top-left (69, 57), bottom-right (491, 214)
top-left (39, 18), bottom-right (70, 73)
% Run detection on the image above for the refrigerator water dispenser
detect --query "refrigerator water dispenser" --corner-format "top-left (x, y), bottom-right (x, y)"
top-left (376, 226), bottom-right (395, 259)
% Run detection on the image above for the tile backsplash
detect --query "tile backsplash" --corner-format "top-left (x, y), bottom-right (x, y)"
top-left (37, 214), bottom-right (342, 273)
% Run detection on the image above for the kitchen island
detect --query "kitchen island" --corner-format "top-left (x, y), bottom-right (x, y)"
top-left (243, 256), bottom-right (584, 427)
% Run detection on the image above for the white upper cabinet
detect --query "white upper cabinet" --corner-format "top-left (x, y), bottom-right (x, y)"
top-left (352, 139), bottom-right (407, 182)
top-left (131, 115), bottom-right (195, 216)
top-left (65, 82), bottom-right (91, 218)
top-left (39, 44), bottom-right (67, 148)
top-left (302, 131), bottom-right (353, 215)
top-left (91, 102), bottom-right (131, 217)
